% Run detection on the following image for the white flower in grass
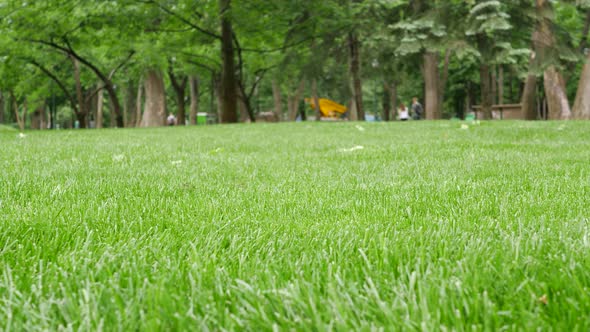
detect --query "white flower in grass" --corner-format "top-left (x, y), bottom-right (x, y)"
top-left (338, 145), bottom-right (364, 153)
top-left (112, 154), bottom-right (125, 162)
top-left (461, 124), bottom-right (469, 130)
top-left (355, 125), bottom-right (365, 132)
top-left (18, 133), bottom-right (26, 138)
top-left (171, 160), bottom-right (183, 165)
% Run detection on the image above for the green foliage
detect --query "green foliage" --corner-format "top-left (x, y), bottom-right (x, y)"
top-left (0, 0), bottom-right (589, 123)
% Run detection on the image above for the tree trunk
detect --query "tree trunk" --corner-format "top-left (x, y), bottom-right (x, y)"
top-left (521, 38), bottom-right (538, 120)
top-left (238, 89), bottom-right (250, 122)
top-left (383, 82), bottom-right (398, 121)
top-left (175, 82), bottom-right (187, 126)
top-left (12, 94), bottom-right (25, 131)
top-left (312, 79), bottom-right (321, 121)
top-left (572, 51), bottom-right (590, 119)
top-left (544, 67), bottom-right (571, 120)
top-left (99, 82), bottom-right (122, 127)
top-left (348, 31), bottom-right (364, 121)
top-left (72, 58), bottom-right (88, 128)
top-left (437, 49), bottom-right (451, 116)
top-left (423, 51), bottom-right (440, 119)
top-left (96, 89), bottom-right (104, 128)
top-left (125, 80), bottom-right (137, 127)
top-left (109, 97), bottom-right (116, 128)
top-left (491, 65), bottom-right (498, 105)
top-left (0, 91), bottom-right (4, 124)
top-left (390, 82), bottom-right (398, 121)
top-left (135, 80), bottom-right (143, 127)
top-left (287, 80), bottom-right (305, 121)
top-left (521, 75), bottom-right (537, 120)
top-left (498, 65), bottom-right (504, 105)
top-left (189, 76), bottom-right (199, 125)
top-left (272, 79), bottom-right (282, 121)
top-left (38, 104), bottom-right (46, 130)
top-left (141, 70), bottom-right (167, 127)
top-left (479, 64), bottom-right (493, 119)
top-left (219, 0), bottom-right (238, 123)
top-left (75, 112), bottom-right (86, 130)
top-left (382, 83), bottom-right (390, 121)
top-left (169, 70), bottom-right (187, 125)
top-left (535, 0), bottom-right (571, 120)
top-left (215, 76), bottom-right (223, 122)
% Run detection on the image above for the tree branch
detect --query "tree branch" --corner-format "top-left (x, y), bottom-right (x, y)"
top-left (109, 50), bottom-right (136, 80)
top-left (28, 59), bottom-right (79, 113)
top-left (137, 0), bottom-right (221, 40)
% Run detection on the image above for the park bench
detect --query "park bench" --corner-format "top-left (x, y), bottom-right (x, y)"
top-left (471, 104), bottom-right (522, 120)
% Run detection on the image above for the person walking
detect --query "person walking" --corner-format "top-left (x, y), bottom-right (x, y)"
top-left (411, 97), bottom-right (423, 120)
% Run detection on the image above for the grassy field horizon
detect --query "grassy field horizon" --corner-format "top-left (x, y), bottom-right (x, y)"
top-left (1, 121), bottom-right (590, 330)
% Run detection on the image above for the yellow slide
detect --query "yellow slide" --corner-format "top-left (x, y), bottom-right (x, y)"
top-left (305, 98), bottom-right (348, 118)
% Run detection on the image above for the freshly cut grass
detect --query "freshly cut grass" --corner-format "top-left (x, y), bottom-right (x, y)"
top-left (1, 121), bottom-right (590, 330)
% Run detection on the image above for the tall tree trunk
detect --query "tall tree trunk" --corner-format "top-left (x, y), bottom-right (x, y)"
top-left (390, 82), bottom-right (398, 121)
top-left (348, 31), bottom-right (364, 121)
top-left (437, 49), bottom-right (451, 116)
top-left (0, 91), bottom-right (4, 124)
top-left (544, 67), bottom-right (571, 120)
top-left (535, 0), bottom-right (571, 120)
top-left (96, 88), bottom-right (104, 128)
top-left (491, 65), bottom-right (498, 105)
top-left (175, 82), bottom-right (187, 126)
top-left (572, 51), bottom-right (590, 119)
top-left (100, 81), bottom-right (123, 127)
top-left (38, 104), bottom-right (46, 130)
top-left (423, 51), bottom-right (440, 119)
top-left (169, 69), bottom-right (187, 125)
top-left (383, 82), bottom-right (398, 121)
top-left (215, 76), bottom-right (223, 122)
top-left (219, 0), bottom-right (238, 123)
top-left (72, 58), bottom-right (88, 128)
top-left (109, 97), bottom-right (116, 128)
top-left (141, 70), bottom-right (167, 127)
top-left (480, 64), bottom-right (493, 119)
top-left (312, 79), bottom-right (321, 121)
top-left (288, 80), bottom-right (305, 121)
top-left (134, 79), bottom-right (143, 127)
top-left (382, 83), bottom-right (390, 121)
top-left (125, 80), bottom-right (137, 127)
top-left (272, 79), bottom-right (282, 121)
top-left (12, 94), bottom-right (25, 131)
top-left (238, 89), bottom-right (250, 122)
top-left (189, 76), bottom-right (199, 125)
top-left (498, 65), bottom-right (504, 105)
top-left (521, 44), bottom-right (538, 120)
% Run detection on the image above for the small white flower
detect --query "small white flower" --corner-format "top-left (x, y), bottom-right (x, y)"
top-left (18, 133), bottom-right (26, 138)
top-left (355, 125), bottom-right (365, 132)
top-left (171, 160), bottom-right (183, 165)
top-left (209, 147), bottom-right (224, 154)
top-left (338, 145), bottom-right (364, 153)
top-left (112, 154), bottom-right (125, 162)
top-left (461, 124), bottom-right (469, 130)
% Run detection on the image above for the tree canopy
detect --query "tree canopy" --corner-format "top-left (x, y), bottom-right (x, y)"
top-left (1, 0), bottom-right (589, 128)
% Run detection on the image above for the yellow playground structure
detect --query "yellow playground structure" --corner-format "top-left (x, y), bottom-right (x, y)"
top-left (305, 98), bottom-right (348, 119)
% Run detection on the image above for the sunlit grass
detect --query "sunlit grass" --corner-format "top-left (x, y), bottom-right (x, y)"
top-left (1, 121), bottom-right (590, 330)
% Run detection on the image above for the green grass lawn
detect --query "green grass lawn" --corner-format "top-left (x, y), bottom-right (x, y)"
top-left (1, 121), bottom-right (590, 330)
